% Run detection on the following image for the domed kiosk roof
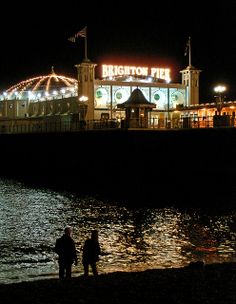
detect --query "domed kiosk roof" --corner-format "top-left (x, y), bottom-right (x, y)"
top-left (2, 67), bottom-right (78, 101)
top-left (117, 88), bottom-right (156, 108)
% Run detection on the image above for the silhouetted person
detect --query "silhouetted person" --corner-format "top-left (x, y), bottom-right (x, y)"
top-left (82, 230), bottom-right (101, 276)
top-left (55, 225), bottom-right (78, 279)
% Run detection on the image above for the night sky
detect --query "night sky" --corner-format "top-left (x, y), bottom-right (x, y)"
top-left (1, 1), bottom-right (236, 102)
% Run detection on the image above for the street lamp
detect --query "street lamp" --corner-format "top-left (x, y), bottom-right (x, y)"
top-left (214, 85), bottom-right (226, 115)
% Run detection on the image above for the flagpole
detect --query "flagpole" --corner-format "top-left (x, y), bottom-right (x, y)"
top-left (84, 26), bottom-right (88, 60)
top-left (188, 36), bottom-right (191, 67)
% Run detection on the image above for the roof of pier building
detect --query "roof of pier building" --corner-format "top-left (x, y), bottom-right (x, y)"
top-left (1, 67), bottom-right (78, 101)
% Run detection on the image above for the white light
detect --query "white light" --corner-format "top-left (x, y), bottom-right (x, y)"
top-left (166, 77), bottom-right (171, 83)
top-left (53, 90), bottom-right (58, 95)
top-left (28, 92), bottom-right (35, 99)
top-left (79, 95), bottom-right (88, 102)
top-left (214, 85), bottom-right (226, 93)
top-left (28, 91), bottom-right (35, 99)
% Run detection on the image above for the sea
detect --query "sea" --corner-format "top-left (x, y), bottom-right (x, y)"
top-left (0, 178), bottom-right (235, 285)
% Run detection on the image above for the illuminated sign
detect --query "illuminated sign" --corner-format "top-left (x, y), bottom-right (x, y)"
top-left (102, 65), bottom-right (170, 82)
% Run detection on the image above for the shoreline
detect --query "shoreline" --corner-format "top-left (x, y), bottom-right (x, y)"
top-left (0, 262), bottom-right (235, 304)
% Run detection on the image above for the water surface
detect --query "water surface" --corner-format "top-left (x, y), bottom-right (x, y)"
top-left (0, 179), bottom-right (235, 284)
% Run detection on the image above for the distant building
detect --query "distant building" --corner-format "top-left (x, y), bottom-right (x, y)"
top-left (0, 67), bottom-right (80, 119)
top-left (76, 59), bottom-right (201, 128)
top-left (0, 59), bottom-right (235, 131)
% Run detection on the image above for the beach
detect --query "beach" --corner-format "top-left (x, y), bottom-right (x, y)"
top-left (0, 262), bottom-right (235, 304)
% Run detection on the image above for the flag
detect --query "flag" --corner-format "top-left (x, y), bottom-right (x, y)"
top-left (68, 36), bottom-right (76, 43)
top-left (75, 26), bottom-right (87, 38)
top-left (184, 37), bottom-right (191, 56)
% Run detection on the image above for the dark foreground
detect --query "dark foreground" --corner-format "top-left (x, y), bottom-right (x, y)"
top-left (0, 263), bottom-right (235, 304)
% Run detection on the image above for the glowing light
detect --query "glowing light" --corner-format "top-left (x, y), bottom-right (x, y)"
top-left (214, 85), bottom-right (226, 93)
top-left (102, 64), bottom-right (171, 82)
top-left (28, 91), bottom-right (35, 100)
top-left (5, 69), bottom-right (78, 100)
top-left (79, 95), bottom-right (88, 102)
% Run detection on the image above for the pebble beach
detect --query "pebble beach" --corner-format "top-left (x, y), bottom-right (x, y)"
top-left (0, 262), bottom-right (235, 304)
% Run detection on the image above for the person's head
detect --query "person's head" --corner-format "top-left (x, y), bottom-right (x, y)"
top-left (64, 225), bottom-right (72, 237)
top-left (91, 230), bottom-right (98, 241)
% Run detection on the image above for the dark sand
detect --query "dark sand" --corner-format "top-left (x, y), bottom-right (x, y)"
top-left (0, 262), bottom-right (235, 304)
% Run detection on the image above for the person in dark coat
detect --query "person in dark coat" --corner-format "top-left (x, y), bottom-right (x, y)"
top-left (82, 230), bottom-right (101, 276)
top-left (54, 225), bottom-right (78, 279)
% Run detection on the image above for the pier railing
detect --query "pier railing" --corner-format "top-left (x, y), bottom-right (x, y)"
top-left (0, 114), bottom-right (235, 134)
top-left (0, 118), bottom-right (120, 134)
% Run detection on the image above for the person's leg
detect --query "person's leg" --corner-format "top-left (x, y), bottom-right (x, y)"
top-left (91, 262), bottom-right (98, 276)
top-left (83, 263), bottom-right (89, 277)
top-left (59, 262), bottom-right (65, 279)
top-left (65, 263), bottom-right (72, 279)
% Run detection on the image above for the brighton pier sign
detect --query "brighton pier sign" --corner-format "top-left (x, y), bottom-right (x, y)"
top-left (102, 64), bottom-right (170, 81)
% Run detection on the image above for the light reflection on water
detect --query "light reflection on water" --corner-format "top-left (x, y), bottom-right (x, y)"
top-left (0, 179), bottom-right (235, 284)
